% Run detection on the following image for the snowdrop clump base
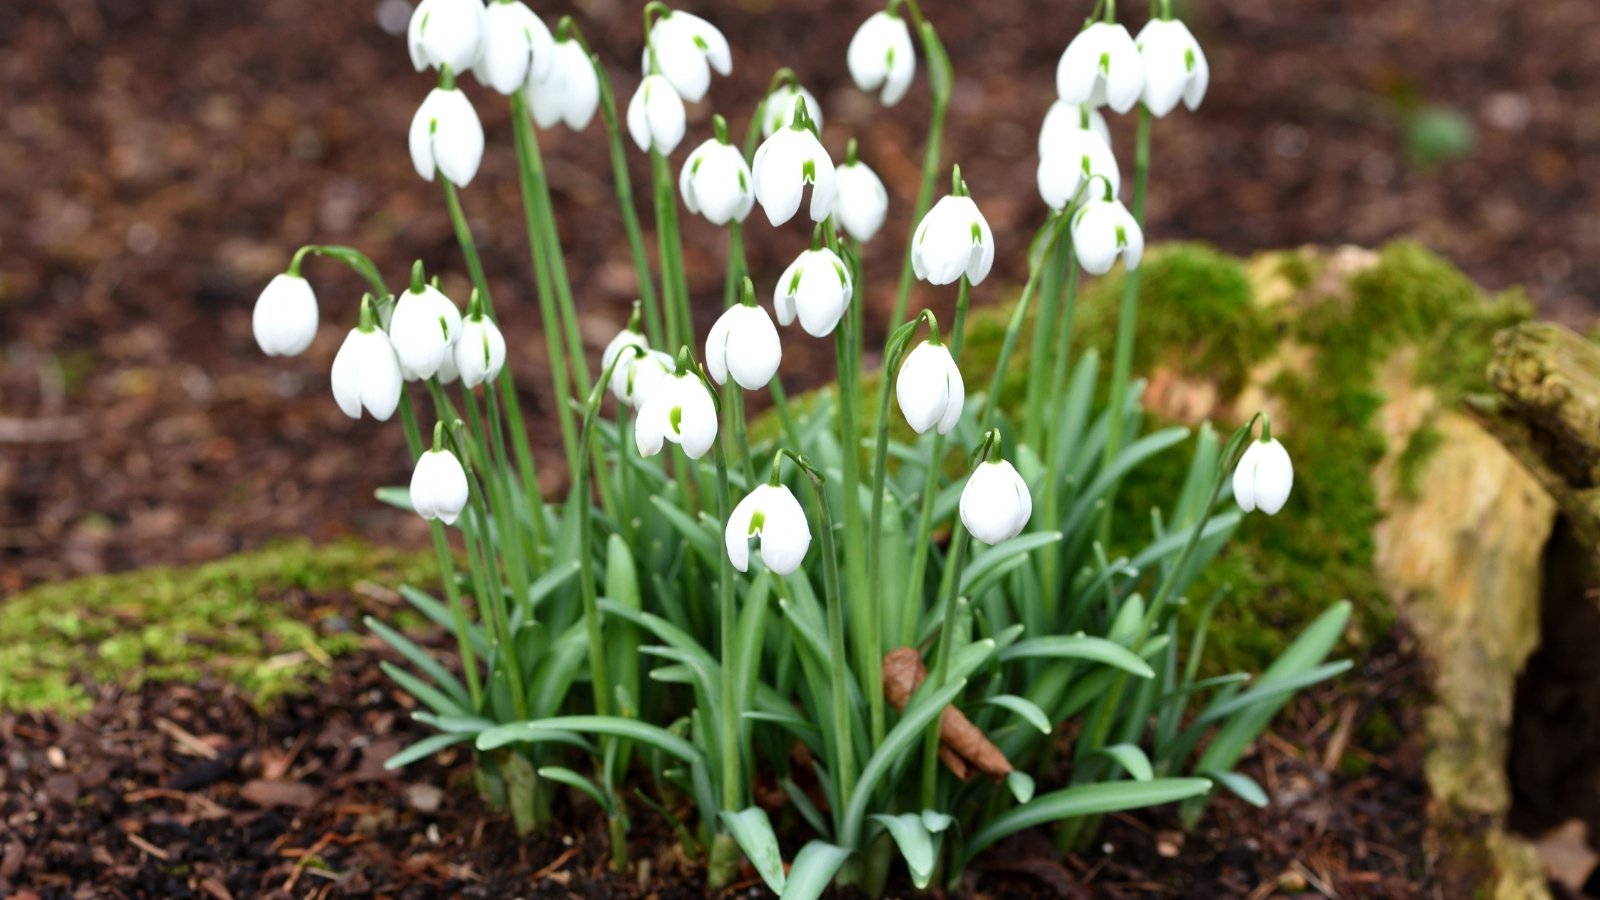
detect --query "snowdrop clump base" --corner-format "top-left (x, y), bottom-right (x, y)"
top-left (251, 0), bottom-right (1349, 892)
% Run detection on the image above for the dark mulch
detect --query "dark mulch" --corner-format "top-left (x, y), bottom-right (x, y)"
top-left (0, 578), bottom-right (1432, 897)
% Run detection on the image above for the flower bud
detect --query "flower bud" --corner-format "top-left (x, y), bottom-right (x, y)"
top-left (388, 284), bottom-right (463, 381)
top-left (775, 249), bottom-right (852, 338)
top-left (895, 341), bottom-right (964, 435)
top-left (409, 85), bottom-right (485, 188)
top-left (1056, 22), bottom-right (1145, 114)
top-left (642, 9), bottom-right (731, 103)
top-left (526, 38), bottom-right (600, 131)
top-left (725, 484), bottom-right (812, 575)
top-left (751, 123), bottom-right (835, 227)
top-left (847, 11), bottom-right (915, 107)
top-left (1233, 437), bottom-right (1293, 515)
top-left (706, 304), bottom-right (781, 390)
top-left (1135, 18), bottom-right (1208, 116)
top-left (473, 1), bottom-right (555, 95)
top-left (834, 160), bottom-right (888, 243)
top-left (1071, 197), bottom-right (1144, 275)
top-left (960, 460), bottom-right (1032, 545)
top-left (635, 371), bottom-right (718, 459)
top-left (407, 0), bottom-right (484, 75)
top-left (252, 273), bottom-right (318, 357)
top-left (912, 194), bottom-right (995, 286)
top-left (627, 74), bottom-right (687, 155)
top-left (410, 447), bottom-right (469, 525)
top-left (680, 139), bottom-right (755, 226)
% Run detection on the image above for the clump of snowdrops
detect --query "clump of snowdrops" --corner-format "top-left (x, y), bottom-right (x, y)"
top-left (252, 0), bottom-right (1341, 892)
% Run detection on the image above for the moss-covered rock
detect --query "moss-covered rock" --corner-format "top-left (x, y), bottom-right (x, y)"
top-left (0, 540), bottom-right (433, 715)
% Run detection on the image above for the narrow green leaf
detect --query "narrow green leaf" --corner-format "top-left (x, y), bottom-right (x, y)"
top-left (870, 813), bottom-right (936, 889)
top-left (1006, 770), bottom-right (1036, 804)
top-left (961, 532), bottom-right (1063, 595)
top-left (379, 661), bottom-right (466, 717)
top-left (781, 841), bottom-right (851, 900)
top-left (983, 695), bottom-right (1052, 734)
top-left (365, 616), bottom-right (470, 709)
top-left (1097, 743), bottom-right (1154, 781)
top-left (477, 716), bottom-right (701, 766)
top-left (999, 635), bottom-right (1154, 678)
top-left (962, 779), bottom-right (1213, 864)
top-left (841, 678), bottom-right (967, 848)
top-left (384, 731), bottom-right (473, 770)
top-left (720, 808), bottom-right (786, 894)
top-left (538, 765), bottom-right (610, 810)
top-left (1204, 769), bottom-right (1268, 808)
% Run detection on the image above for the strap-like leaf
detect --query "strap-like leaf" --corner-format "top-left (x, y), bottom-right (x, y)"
top-left (961, 779), bottom-right (1213, 865)
top-left (720, 808), bottom-right (786, 895)
top-left (870, 813), bottom-right (936, 889)
top-left (781, 841), bottom-right (851, 900)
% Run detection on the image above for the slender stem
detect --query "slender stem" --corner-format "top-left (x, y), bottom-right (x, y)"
top-left (832, 291), bottom-right (880, 749)
top-left (887, 35), bottom-right (952, 332)
top-left (523, 119), bottom-right (593, 398)
top-left (976, 219), bottom-right (1067, 433)
top-left (1041, 241), bottom-right (1080, 626)
top-left (729, 384), bottom-right (755, 490)
top-left (919, 526), bottom-right (972, 807)
top-left (949, 277), bottom-right (972, 362)
top-left (723, 221), bottom-right (744, 310)
top-left (711, 439), bottom-right (742, 812)
top-left (1100, 107), bottom-right (1153, 497)
top-left (1024, 243), bottom-right (1071, 450)
top-left (652, 150), bottom-right (692, 349)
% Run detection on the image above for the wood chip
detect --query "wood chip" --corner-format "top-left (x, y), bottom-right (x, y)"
top-left (239, 779), bottom-right (320, 810)
top-left (155, 717), bottom-right (220, 760)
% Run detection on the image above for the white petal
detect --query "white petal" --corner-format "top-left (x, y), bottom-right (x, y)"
top-left (331, 329), bottom-right (365, 419)
top-left (677, 12), bottom-right (731, 75)
top-left (756, 486), bottom-right (812, 575)
top-left (753, 132), bottom-right (804, 226)
top-left (430, 89), bottom-right (484, 188)
top-left (724, 490), bottom-right (760, 572)
top-left (935, 360), bottom-right (965, 435)
top-left (356, 330), bottom-right (403, 421)
top-left (847, 13), bottom-right (891, 94)
top-left (724, 306), bottom-right (782, 389)
top-left (1072, 202), bottom-right (1120, 276)
top-left (704, 307), bottom-right (733, 385)
top-left (881, 17), bottom-right (916, 106)
top-left (408, 91), bottom-right (440, 182)
top-left (968, 210), bottom-right (996, 284)
top-left (694, 147), bottom-right (752, 225)
top-left (835, 162), bottom-right (888, 242)
top-left (1102, 27), bottom-right (1146, 114)
top-left (679, 144), bottom-right (706, 213)
top-left (253, 274), bottom-right (318, 356)
top-left (626, 78), bottom-right (652, 152)
top-left (1181, 24), bottom-right (1209, 110)
top-left (1232, 441), bottom-right (1259, 512)
top-left (1253, 439), bottom-right (1294, 515)
top-left (806, 145), bottom-right (837, 223)
top-left (1055, 24), bottom-right (1109, 105)
top-left (896, 342), bottom-right (952, 434)
top-left (794, 252), bottom-right (850, 337)
top-left (1137, 21), bottom-right (1187, 117)
top-left (432, 450), bottom-right (470, 525)
top-left (645, 77), bottom-right (686, 154)
top-left (1119, 206), bottom-right (1145, 270)
top-left (456, 317), bottom-right (506, 388)
top-left (635, 392), bottom-right (668, 456)
top-left (650, 16), bottom-right (711, 102)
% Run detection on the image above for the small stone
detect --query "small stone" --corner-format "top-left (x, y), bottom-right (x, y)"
top-left (404, 783), bottom-right (444, 814)
top-left (1155, 830), bottom-right (1185, 858)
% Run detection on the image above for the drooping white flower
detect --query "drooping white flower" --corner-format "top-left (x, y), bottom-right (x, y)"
top-left (912, 194), bottom-right (995, 286)
top-left (409, 84), bottom-right (485, 187)
top-left (895, 340), bottom-right (964, 435)
top-left (834, 159), bottom-right (888, 242)
top-left (526, 38), bottom-right (600, 131)
top-left (603, 327), bottom-right (648, 377)
top-left (436, 345), bottom-right (460, 385)
top-left (725, 484), bottom-right (812, 575)
top-left (612, 348), bottom-right (675, 408)
top-left (627, 74), bottom-right (687, 155)
top-left (706, 303), bottom-right (781, 390)
top-left (388, 281), bottom-right (463, 381)
top-left (410, 447), bottom-right (470, 525)
top-left (775, 249), bottom-right (851, 338)
top-left (635, 370), bottom-right (718, 459)
top-left (761, 83), bottom-right (823, 138)
top-left (960, 459), bottom-right (1033, 545)
top-left (473, 1), bottom-right (555, 95)
top-left (252, 273), bottom-right (318, 357)
top-left (1040, 100), bottom-right (1111, 153)
top-left (454, 310), bottom-right (506, 389)
top-left (408, 0), bottom-right (484, 75)
top-left (680, 135), bottom-right (754, 225)
top-left (1071, 196), bottom-right (1144, 275)
top-left (1056, 22), bottom-right (1145, 114)
top-left (847, 10), bottom-right (916, 107)
top-left (1037, 118), bottom-right (1119, 211)
top-left (751, 122), bottom-right (835, 227)
top-left (331, 300), bottom-right (404, 422)
top-left (1135, 18), bottom-right (1208, 116)
top-left (642, 9), bottom-right (731, 103)
top-left (1233, 437), bottom-right (1293, 515)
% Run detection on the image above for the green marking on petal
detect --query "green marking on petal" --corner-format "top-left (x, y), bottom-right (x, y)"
top-left (971, 221), bottom-right (982, 244)
top-left (737, 169), bottom-right (748, 191)
top-left (420, 10), bottom-right (431, 35)
top-left (481, 333), bottom-right (491, 368)
top-left (833, 262), bottom-right (847, 285)
top-left (1185, 47), bottom-right (1196, 73)
top-left (1115, 224), bottom-right (1127, 247)
top-left (1098, 51), bottom-right (1110, 76)
top-left (787, 268), bottom-right (804, 295)
top-left (692, 155), bottom-right (704, 175)
top-left (669, 405), bottom-right (683, 434)
top-left (802, 159), bottom-right (816, 184)
top-left (438, 315), bottom-right (450, 341)
top-left (748, 510), bottom-right (765, 535)
top-left (692, 35), bottom-right (709, 51)
top-left (1081, 155), bottom-right (1092, 176)
top-left (886, 47), bottom-right (895, 68)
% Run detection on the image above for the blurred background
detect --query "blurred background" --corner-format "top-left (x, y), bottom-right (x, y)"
top-left (2, 0), bottom-right (1596, 589)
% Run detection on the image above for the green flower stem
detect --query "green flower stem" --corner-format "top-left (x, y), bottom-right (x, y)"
top-left (918, 526), bottom-right (973, 808)
top-left (651, 150), bottom-right (692, 349)
top-left (949, 276), bottom-right (972, 362)
top-left (507, 96), bottom-right (583, 476)
top-left (976, 218), bottom-right (1068, 433)
top-left (887, 16), bottom-right (952, 333)
top-left (723, 221), bottom-right (744, 310)
top-left (1100, 106), bottom-right (1153, 522)
top-left (710, 438), bottom-right (742, 818)
top-left (1024, 242), bottom-right (1072, 450)
top-left (464, 385), bottom-right (535, 622)
top-left (1040, 239), bottom-right (1080, 625)
top-left (768, 377), bottom-right (804, 453)
top-left (399, 394), bottom-right (483, 708)
top-left (519, 114), bottom-right (592, 399)
top-left (728, 383), bottom-right (756, 490)
top-left (486, 377), bottom-right (548, 571)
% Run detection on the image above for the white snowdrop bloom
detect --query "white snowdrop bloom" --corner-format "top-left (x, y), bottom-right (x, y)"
top-left (1056, 22), bottom-right (1145, 114)
top-left (960, 459), bottom-right (1033, 545)
top-left (1135, 18), bottom-right (1208, 116)
top-left (408, 0), bottom-right (484, 75)
top-left (330, 303), bottom-right (404, 422)
top-left (706, 303), bottom-right (781, 390)
top-left (612, 348), bottom-right (674, 408)
top-left (912, 194), bottom-right (995, 286)
top-left (680, 137), bottom-right (754, 225)
top-left (252, 273), bottom-right (318, 357)
top-left (895, 340), bottom-right (964, 435)
top-left (526, 38), bottom-right (600, 131)
top-left (847, 10), bottom-right (915, 107)
top-left (760, 84), bottom-right (823, 138)
top-left (725, 484), bottom-right (812, 575)
top-left (409, 84), bottom-right (485, 187)
top-left (436, 345), bottom-right (461, 384)
top-left (1233, 437), bottom-right (1294, 515)
top-left (1071, 196), bottom-right (1144, 275)
top-left (1040, 100), bottom-right (1111, 154)
top-left (627, 74), bottom-right (687, 155)
top-left (775, 249), bottom-right (851, 338)
top-left (473, 1), bottom-right (555, 95)
top-left (602, 327), bottom-right (648, 377)
top-left (635, 370), bottom-right (718, 459)
top-left (454, 313), bottom-right (506, 389)
top-left (1037, 123), bottom-right (1119, 211)
top-left (834, 160), bottom-right (888, 242)
top-left (751, 123), bottom-right (835, 226)
top-left (642, 9), bottom-right (731, 103)
top-left (410, 447), bottom-right (470, 526)
top-left (388, 283), bottom-right (463, 381)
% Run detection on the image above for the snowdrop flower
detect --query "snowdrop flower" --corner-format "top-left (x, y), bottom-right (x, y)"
top-left (635, 364), bottom-right (718, 459)
top-left (725, 483), bottom-right (811, 575)
top-left (613, 348), bottom-right (675, 408)
top-left (252, 272), bottom-right (318, 357)
top-left (1071, 195), bottom-right (1144, 275)
top-left (408, 0), bottom-right (484, 75)
top-left (388, 267), bottom-right (463, 381)
top-left (912, 186), bottom-right (995, 286)
top-left (643, 8), bottom-right (731, 103)
top-left (776, 248), bottom-right (851, 338)
top-left (847, 10), bottom-right (915, 107)
top-left (1037, 117), bottom-right (1118, 211)
top-left (751, 110), bottom-right (835, 226)
top-left (960, 459), bottom-right (1032, 545)
top-left (410, 435), bottom-right (470, 526)
top-left (706, 282), bottom-right (781, 390)
top-left (834, 149), bottom-right (888, 242)
top-left (473, 1), bottom-right (554, 95)
top-left (1233, 436), bottom-right (1293, 515)
top-left (331, 296), bottom-right (404, 422)
top-left (1056, 22), bottom-right (1145, 114)
top-left (454, 292), bottom-right (506, 389)
top-left (526, 38), bottom-right (600, 131)
top-left (896, 339), bottom-right (963, 435)
top-left (761, 83), bottom-right (823, 138)
top-left (627, 74), bottom-right (687, 155)
top-left (679, 118), bottom-right (754, 225)
top-left (1040, 100), bottom-right (1111, 153)
top-left (409, 76), bottom-right (485, 188)
top-left (1135, 18), bottom-right (1208, 116)
top-left (603, 321), bottom-right (648, 378)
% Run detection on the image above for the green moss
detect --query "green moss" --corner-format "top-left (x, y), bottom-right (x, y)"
top-left (0, 540), bottom-right (433, 716)
top-left (1397, 420), bottom-right (1445, 501)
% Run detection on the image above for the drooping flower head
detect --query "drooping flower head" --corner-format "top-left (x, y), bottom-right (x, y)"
top-left (526, 37), bottom-right (601, 131)
top-left (1037, 103), bottom-right (1120, 211)
top-left (635, 350), bottom-right (719, 459)
top-left (473, 0), bottom-right (555, 95)
top-left (725, 483), bottom-right (812, 575)
top-left (960, 457), bottom-right (1032, 545)
top-left (410, 423), bottom-right (470, 526)
top-left (1135, 18), bottom-right (1209, 116)
top-left (707, 279), bottom-right (782, 390)
top-left (775, 242), bottom-right (852, 338)
top-left (761, 82), bottom-right (823, 138)
top-left (751, 101), bottom-right (835, 227)
top-left (453, 290), bottom-right (507, 389)
top-left (408, 0), bottom-right (484, 75)
top-left (847, 9), bottom-right (916, 107)
top-left (912, 169), bottom-right (995, 286)
top-left (896, 334), bottom-right (964, 436)
top-left (409, 68), bottom-right (486, 188)
top-left (1056, 21), bottom-right (1145, 114)
top-left (834, 140), bottom-right (889, 243)
top-left (253, 270), bottom-right (319, 357)
top-left (642, 7), bottom-right (731, 103)
top-left (1071, 189), bottom-right (1144, 275)
top-left (331, 295), bottom-right (404, 422)
top-left (627, 73), bottom-right (687, 155)
top-left (1234, 431), bottom-right (1294, 515)
top-left (680, 116), bottom-right (755, 226)
top-left (388, 263), bottom-right (463, 381)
